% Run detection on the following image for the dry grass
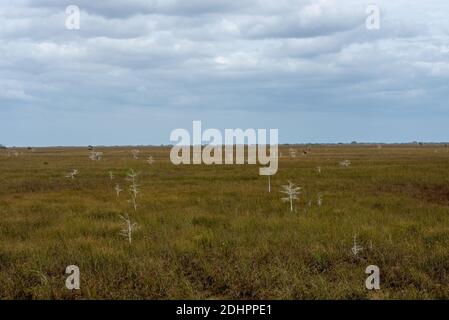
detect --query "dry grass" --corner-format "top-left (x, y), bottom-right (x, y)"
top-left (0, 144), bottom-right (449, 299)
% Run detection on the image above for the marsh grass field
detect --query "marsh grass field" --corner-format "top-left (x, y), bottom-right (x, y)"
top-left (1, 144), bottom-right (449, 299)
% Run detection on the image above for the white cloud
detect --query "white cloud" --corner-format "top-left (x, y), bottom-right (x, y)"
top-left (1, 0), bottom-right (449, 145)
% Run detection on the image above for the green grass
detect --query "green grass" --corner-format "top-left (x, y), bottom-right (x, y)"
top-left (0, 145), bottom-right (449, 299)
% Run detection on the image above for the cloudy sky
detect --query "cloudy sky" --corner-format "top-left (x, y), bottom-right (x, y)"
top-left (1, 0), bottom-right (448, 146)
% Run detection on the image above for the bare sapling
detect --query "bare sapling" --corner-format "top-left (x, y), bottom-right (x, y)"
top-left (146, 155), bottom-right (155, 164)
top-left (119, 213), bottom-right (138, 244)
top-left (317, 193), bottom-right (322, 207)
top-left (131, 149), bottom-right (140, 159)
top-left (118, 169), bottom-right (140, 244)
top-left (126, 169), bottom-right (139, 212)
top-left (65, 169), bottom-right (79, 179)
top-left (89, 148), bottom-right (103, 161)
top-left (339, 160), bottom-right (351, 167)
top-left (281, 181), bottom-right (301, 212)
top-left (114, 184), bottom-right (122, 197)
top-left (351, 234), bottom-right (363, 256)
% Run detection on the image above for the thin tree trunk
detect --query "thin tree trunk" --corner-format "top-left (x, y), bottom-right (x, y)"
top-left (127, 220), bottom-right (132, 244)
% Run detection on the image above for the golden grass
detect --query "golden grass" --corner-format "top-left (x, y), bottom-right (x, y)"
top-left (0, 145), bottom-right (449, 299)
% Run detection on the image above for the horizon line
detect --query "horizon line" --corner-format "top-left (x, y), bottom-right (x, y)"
top-left (2, 141), bottom-right (449, 148)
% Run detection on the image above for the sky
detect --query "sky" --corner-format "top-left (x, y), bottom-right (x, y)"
top-left (1, 0), bottom-right (449, 146)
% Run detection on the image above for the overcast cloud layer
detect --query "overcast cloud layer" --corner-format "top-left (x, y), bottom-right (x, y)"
top-left (1, 0), bottom-right (449, 146)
